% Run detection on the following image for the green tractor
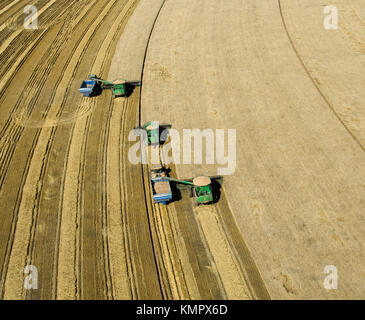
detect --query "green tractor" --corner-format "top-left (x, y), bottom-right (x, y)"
top-left (134, 122), bottom-right (171, 146)
top-left (166, 175), bottom-right (223, 206)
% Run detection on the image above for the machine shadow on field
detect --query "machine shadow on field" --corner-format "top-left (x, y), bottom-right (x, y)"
top-left (120, 83), bottom-right (138, 98)
top-left (168, 180), bottom-right (183, 203)
top-left (211, 180), bottom-right (222, 204)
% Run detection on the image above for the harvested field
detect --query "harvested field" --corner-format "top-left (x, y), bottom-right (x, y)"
top-left (142, 0), bottom-right (365, 299)
top-left (0, 0), bottom-right (364, 300)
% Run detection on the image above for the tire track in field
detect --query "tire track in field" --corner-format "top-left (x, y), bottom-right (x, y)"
top-left (0, 0), bottom-right (44, 32)
top-left (163, 205), bottom-right (201, 299)
top-left (136, 0), bottom-right (169, 299)
top-left (0, 0), bottom-right (75, 36)
top-left (118, 98), bottom-right (137, 299)
top-left (136, 0), bottom-right (229, 299)
top-left (0, 0), bottom-right (101, 185)
top-left (0, 11), bottom-right (86, 187)
top-left (159, 148), bottom-right (269, 299)
top-left (0, 0), bottom-right (28, 27)
top-left (195, 205), bottom-right (253, 299)
top-left (78, 0), bottom-right (139, 299)
top-left (1, 0), bottom-right (128, 299)
top-left (33, 0), bottom-right (137, 299)
top-left (215, 196), bottom-right (271, 299)
top-left (0, 0), bottom-right (98, 254)
top-left (141, 159), bottom-right (185, 299)
top-left (0, 22), bottom-right (64, 298)
top-left (0, 1), bottom-right (89, 103)
top-left (140, 147), bottom-right (199, 299)
top-left (0, 0), bottom-right (94, 130)
top-left (0, 10), bottom-right (99, 280)
top-left (0, 29), bottom-right (48, 97)
top-left (116, 90), bottom-right (162, 299)
top-left (136, 0), bottom-right (233, 298)
top-left (106, 97), bottom-right (132, 299)
top-left (56, 0), bottom-right (138, 299)
top-left (153, 196), bottom-right (194, 299)
top-left (0, 0), bottom-right (21, 15)
top-left (136, 0), bottom-right (269, 298)
top-left (0, 128), bottom-right (42, 298)
top-left (56, 112), bottom-right (92, 300)
top-left (92, 5), bottom-right (142, 291)
top-left (0, 4), bottom-right (80, 163)
top-left (0, 0), bottom-right (59, 52)
top-left (158, 149), bottom-right (211, 299)
top-left (278, 0), bottom-right (365, 154)
top-left (99, 98), bottom-right (115, 300)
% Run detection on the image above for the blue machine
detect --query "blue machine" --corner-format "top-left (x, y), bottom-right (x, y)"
top-left (79, 79), bottom-right (100, 97)
top-left (151, 178), bottom-right (173, 204)
top-left (150, 166), bottom-right (173, 205)
top-left (80, 80), bottom-right (98, 97)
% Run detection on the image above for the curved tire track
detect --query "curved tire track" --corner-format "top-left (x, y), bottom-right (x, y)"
top-left (278, 0), bottom-right (365, 154)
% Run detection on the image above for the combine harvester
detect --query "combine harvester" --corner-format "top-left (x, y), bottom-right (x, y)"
top-left (168, 175), bottom-right (223, 206)
top-left (79, 74), bottom-right (141, 98)
top-left (134, 122), bottom-right (171, 146)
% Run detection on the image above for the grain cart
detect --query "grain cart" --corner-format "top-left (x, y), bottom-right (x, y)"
top-left (150, 165), bottom-right (172, 204)
top-left (79, 76), bottom-right (101, 97)
top-left (79, 74), bottom-right (141, 98)
top-left (165, 175), bottom-right (223, 206)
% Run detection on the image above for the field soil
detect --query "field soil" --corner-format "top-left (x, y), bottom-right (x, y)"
top-left (141, 0), bottom-right (365, 299)
top-left (0, 0), bottom-right (364, 300)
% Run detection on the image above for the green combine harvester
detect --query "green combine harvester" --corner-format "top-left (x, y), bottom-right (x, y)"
top-left (165, 175), bottom-right (223, 206)
top-left (79, 74), bottom-right (141, 98)
top-left (134, 122), bottom-right (171, 146)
